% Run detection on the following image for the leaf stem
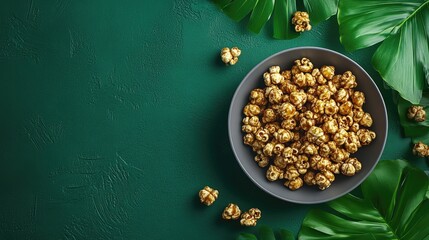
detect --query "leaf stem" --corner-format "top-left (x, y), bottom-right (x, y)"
top-left (395, 0), bottom-right (429, 31)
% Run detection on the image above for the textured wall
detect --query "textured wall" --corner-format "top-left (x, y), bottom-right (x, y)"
top-left (0, 0), bottom-right (423, 239)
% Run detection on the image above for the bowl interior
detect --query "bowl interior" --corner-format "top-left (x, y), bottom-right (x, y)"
top-left (228, 47), bottom-right (388, 204)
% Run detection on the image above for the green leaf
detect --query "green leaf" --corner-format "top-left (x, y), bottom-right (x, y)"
top-left (338, 0), bottom-right (429, 104)
top-left (213, 0), bottom-right (338, 39)
top-left (303, 0), bottom-right (338, 25)
top-left (223, 0), bottom-right (258, 21)
top-left (427, 175), bottom-right (429, 198)
top-left (213, 0), bottom-right (233, 8)
top-left (299, 159), bottom-right (429, 239)
top-left (273, 0), bottom-right (299, 39)
top-left (237, 233), bottom-right (258, 240)
top-left (278, 229), bottom-right (295, 240)
top-left (248, 0), bottom-right (275, 33)
top-left (238, 227), bottom-right (295, 240)
top-left (259, 226), bottom-right (276, 240)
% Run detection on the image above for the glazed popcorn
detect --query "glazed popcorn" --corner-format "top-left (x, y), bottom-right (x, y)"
top-left (413, 141), bottom-right (429, 158)
top-left (221, 47), bottom-right (241, 65)
top-left (199, 186), bottom-right (219, 206)
top-left (242, 58), bottom-right (377, 191)
top-left (222, 203), bottom-right (241, 220)
top-left (407, 106), bottom-right (426, 122)
top-left (292, 11), bottom-right (311, 32)
top-left (240, 208), bottom-right (261, 227)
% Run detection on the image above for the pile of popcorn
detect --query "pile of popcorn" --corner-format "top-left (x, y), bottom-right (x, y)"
top-left (242, 58), bottom-right (376, 190)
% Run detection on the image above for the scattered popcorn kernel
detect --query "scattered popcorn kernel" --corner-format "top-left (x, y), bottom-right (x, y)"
top-left (412, 141), bottom-right (429, 157)
top-left (221, 47), bottom-right (241, 65)
top-left (199, 186), bottom-right (219, 206)
top-left (240, 208), bottom-right (261, 227)
top-left (292, 11), bottom-right (311, 32)
top-left (407, 106), bottom-right (426, 122)
top-left (222, 203), bottom-right (241, 220)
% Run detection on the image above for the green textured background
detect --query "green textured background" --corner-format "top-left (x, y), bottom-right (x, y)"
top-left (0, 0), bottom-right (427, 239)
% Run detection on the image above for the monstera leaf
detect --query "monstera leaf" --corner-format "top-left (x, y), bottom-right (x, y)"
top-left (338, 0), bottom-right (429, 104)
top-left (237, 226), bottom-right (295, 240)
top-left (299, 160), bottom-right (429, 240)
top-left (213, 0), bottom-right (338, 39)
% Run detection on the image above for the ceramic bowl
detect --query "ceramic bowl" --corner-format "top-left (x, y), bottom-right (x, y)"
top-left (228, 47), bottom-right (388, 204)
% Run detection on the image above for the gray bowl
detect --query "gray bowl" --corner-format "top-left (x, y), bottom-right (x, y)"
top-left (228, 47), bottom-right (388, 204)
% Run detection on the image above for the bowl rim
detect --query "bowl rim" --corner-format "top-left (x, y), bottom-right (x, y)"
top-left (228, 46), bottom-right (388, 204)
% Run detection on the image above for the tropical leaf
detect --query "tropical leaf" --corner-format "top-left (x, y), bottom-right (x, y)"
top-left (299, 160), bottom-right (429, 240)
top-left (213, 0), bottom-right (338, 39)
top-left (337, 0), bottom-right (429, 104)
top-left (238, 233), bottom-right (258, 240)
top-left (303, 0), bottom-right (339, 25)
top-left (272, 0), bottom-right (299, 39)
top-left (237, 226), bottom-right (295, 240)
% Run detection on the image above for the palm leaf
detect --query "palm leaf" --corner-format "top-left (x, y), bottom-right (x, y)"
top-left (237, 226), bottom-right (295, 240)
top-left (299, 160), bottom-right (429, 240)
top-left (213, 0), bottom-right (338, 39)
top-left (337, 0), bottom-right (429, 104)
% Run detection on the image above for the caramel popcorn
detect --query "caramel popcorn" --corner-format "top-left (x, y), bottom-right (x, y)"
top-left (250, 88), bottom-right (267, 106)
top-left (222, 203), bottom-right (241, 220)
top-left (340, 71), bottom-right (357, 89)
top-left (285, 177), bottom-right (304, 190)
top-left (292, 11), bottom-right (311, 32)
top-left (320, 66), bottom-right (335, 80)
top-left (243, 104), bottom-right (261, 117)
top-left (304, 171), bottom-right (316, 185)
top-left (274, 129), bottom-right (294, 143)
top-left (341, 162), bottom-right (356, 176)
top-left (240, 208), bottom-right (261, 227)
top-left (413, 141), bottom-right (429, 157)
top-left (295, 58), bottom-right (314, 73)
top-left (241, 58), bottom-right (376, 191)
top-left (274, 155), bottom-right (288, 169)
top-left (255, 153), bottom-right (270, 167)
top-left (266, 165), bottom-right (284, 181)
top-left (351, 91), bottom-right (365, 107)
top-left (315, 171), bottom-right (332, 190)
top-left (407, 106), bottom-right (426, 122)
top-left (199, 186), bottom-right (219, 206)
top-left (221, 47), bottom-right (241, 65)
top-left (264, 66), bottom-right (284, 86)
top-left (261, 108), bottom-right (275, 123)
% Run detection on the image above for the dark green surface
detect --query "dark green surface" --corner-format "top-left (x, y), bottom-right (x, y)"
top-left (0, 1), bottom-right (426, 239)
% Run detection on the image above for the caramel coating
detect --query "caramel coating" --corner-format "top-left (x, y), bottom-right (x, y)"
top-left (413, 142), bottom-right (429, 157)
top-left (407, 106), bottom-right (426, 122)
top-left (285, 177), bottom-right (304, 190)
top-left (292, 11), bottom-right (311, 32)
top-left (199, 186), bottom-right (219, 206)
top-left (240, 208), bottom-right (261, 227)
top-left (221, 47), bottom-right (241, 65)
top-left (266, 165), bottom-right (284, 181)
top-left (222, 203), bottom-right (241, 220)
